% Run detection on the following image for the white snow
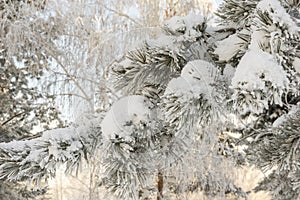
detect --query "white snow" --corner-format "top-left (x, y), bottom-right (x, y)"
top-left (42, 128), bottom-right (76, 141)
top-left (165, 60), bottom-right (217, 102)
top-left (231, 49), bottom-right (289, 114)
top-left (164, 14), bottom-right (206, 38)
top-left (257, 0), bottom-right (300, 36)
top-left (248, 30), bottom-right (269, 51)
top-left (162, 13), bottom-right (207, 43)
top-left (146, 14), bottom-right (208, 55)
top-left (146, 35), bottom-right (177, 51)
top-left (101, 95), bottom-right (156, 142)
top-left (293, 57), bottom-right (300, 74)
top-left (223, 64), bottom-right (236, 82)
top-left (164, 16), bottom-right (186, 36)
top-left (214, 33), bottom-right (245, 62)
top-left (232, 49), bottom-right (288, 91)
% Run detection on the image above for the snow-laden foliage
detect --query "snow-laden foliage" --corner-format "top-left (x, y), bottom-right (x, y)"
top-left (230, 49), bottom-right (289, 115)
top-left (160, 59), bottom-right (246, 198)
top-left (100, 95), bottom-right (162, 200)
top-left (1, 1), bottom-right (300, 200)
top-left (0, 113), bottom-right (102, 184)
top-left (215, 0), bottom-right (300, 199)
top-left (104, 14), bottom-right (244, 199)
top-left (112, 14), bottom-right (215, 100)
top-left (215, 0), bottom-right (300, 119)
top-left (257, 0), bottom-right (299, 35)
top-left (247, 106), bottom-right (300, 200)
top-left (252, 0), bottom-right (300, 101)
top-left (162, 60), bottom-right (221, 133)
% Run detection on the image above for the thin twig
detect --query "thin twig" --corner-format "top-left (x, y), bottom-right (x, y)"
top-left (45, 47), bottom-right (94, 111)
top-left (99, 3), bottom-right (142, 26)
top-left (1, 112), bottom-right (26, 126)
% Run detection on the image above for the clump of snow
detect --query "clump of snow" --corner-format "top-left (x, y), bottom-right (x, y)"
top-left (214, 33), bottom-right (245, 62)
top-left (42, 128), bottom-right (76, 141)
top-left (232, 50), bottom-right (288, 91)
top-left (163, 16), bottom-right (186, 36)
top-left (163, 14), bottom-right (206, 39)
top-left (248, 30), bottom-right (269, 51)
top-left (257, 0), bottom-right (300, 36)
top-left (146, 14), bottom-right (208, 55)
top-left (165, 60), bottom-right (217, 101)
top-left (231, 49), bottom-right (289, 114)
top-left (293, 57), bottom-right (300, 74)
top-left (163, 13), bottom-right (207, 41)
top-left (101, 95), bottom-right (157, 142)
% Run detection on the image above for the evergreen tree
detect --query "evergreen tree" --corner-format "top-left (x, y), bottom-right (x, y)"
top-left (104, 14), bottom-right (244, 199)
top-left (0, 1), bottom-right (299, 200)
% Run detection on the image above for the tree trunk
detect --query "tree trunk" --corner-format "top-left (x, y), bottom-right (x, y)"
top-left (157, 170), bottom-right (163, 200)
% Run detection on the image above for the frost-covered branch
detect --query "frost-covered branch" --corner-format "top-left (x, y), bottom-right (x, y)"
top-left (112, 14), bottom-right (216, 99)
top-left (247, 106), bottom-right (300, 199)
top-left (0, 114), bottom-right (102, 184)
top-left (100, 95), bottom-right (162, 200)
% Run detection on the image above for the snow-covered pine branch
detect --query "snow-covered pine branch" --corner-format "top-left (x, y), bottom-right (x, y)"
top-left (160, 59), bottom-right (247, 198)
top-left (0, 114), bottom-right (102, 184)
top-left (1, 0), bottom-right (300, 199)
top-left (215, 0), bottom-right (300, 199)
top-left (215, 0), bottom-right (300, 120)
top-left (230, 49), bottom-right (289, 115)
top-left (162, 60), bottom-right (222, 133)
top-left (248, 106), bottom-right (300, 200)
top-left (100, 95), bottom-right (162, 200)
top-left (112, 14), bottom-right (218, 100)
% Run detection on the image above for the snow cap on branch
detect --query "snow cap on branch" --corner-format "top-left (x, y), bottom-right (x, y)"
top-left (232, 50), bottom-right (288, 91)
top-left (163, 60), bottom-right (220, 132)
top-left (101, 95), bottom-right (158, 144)
top-left (163, 13), bottom-right (207, 39)
top-left (231, 49), bottom-right (289, 114)
top-left (165, 60), bottom-right (217, 100)
top-left (257, 0), bottom-right (300, 35)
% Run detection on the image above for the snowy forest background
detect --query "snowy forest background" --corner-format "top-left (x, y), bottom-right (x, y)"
top-left (1, 0), bottom-right (300, 199)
